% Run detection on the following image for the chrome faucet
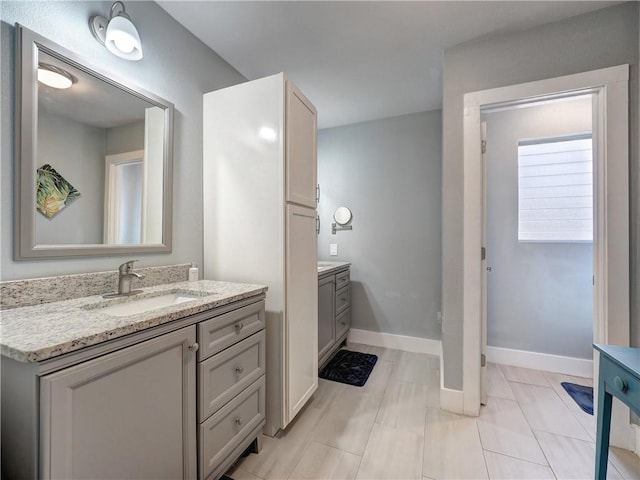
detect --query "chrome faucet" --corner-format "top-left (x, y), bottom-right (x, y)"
top-left (104, 260), bottom-right (145, 297)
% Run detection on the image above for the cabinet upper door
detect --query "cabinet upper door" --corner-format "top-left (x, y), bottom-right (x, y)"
top-left (286, 81), bottom-right (317, 208)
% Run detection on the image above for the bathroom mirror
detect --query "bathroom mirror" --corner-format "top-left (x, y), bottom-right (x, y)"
top-left (334, 206), bottom-right (353, 226)
top-left (15, 25), bottom-right (174, 259)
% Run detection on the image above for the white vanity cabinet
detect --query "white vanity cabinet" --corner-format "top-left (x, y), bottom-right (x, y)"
top-left (40, 326), bottom-right (197, 480)
top-left (203, 73), bottom-right (318, 435)
top-left (318, 266), bottom-right (351, 368)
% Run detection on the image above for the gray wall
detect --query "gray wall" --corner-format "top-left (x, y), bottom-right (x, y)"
top-left (36, 108), bottom-right (105, 244)
top-left (106, 120), bottom-right (145, 156)
top-left (442, 2), bottom-right (639, 389)
top-left (486, 97), bottom-right (593, 360)
top-left (317, 110), bottom-right (442, 340)
top-left (0, 1), bottom-right (245, 280)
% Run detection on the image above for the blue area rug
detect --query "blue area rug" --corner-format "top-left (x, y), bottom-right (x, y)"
top-left (320, 350), bottom-right (378, 387)
top-left (561, 381), bottom-right (594, 415)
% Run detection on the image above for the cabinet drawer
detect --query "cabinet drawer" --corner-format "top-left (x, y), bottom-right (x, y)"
top-left (335, 308), bottom-right (350, 340)
top-left (336, 269), bottom-right (350, 290)
top-left (199, 377), bottom-right (265, 480)
top-left (600, 355), bottom-right (640, 408)
top-left (199, 330), bottom-right (265, 422)
top-left (336, 286), bottom-right (350, 315)
top-left (198, 301), bottom-right (265, 361)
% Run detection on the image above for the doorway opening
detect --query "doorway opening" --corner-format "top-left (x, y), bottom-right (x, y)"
top-left (461, 65), bottom-right (632, 450)
top-left (481, 95), bottom-right (595, 404)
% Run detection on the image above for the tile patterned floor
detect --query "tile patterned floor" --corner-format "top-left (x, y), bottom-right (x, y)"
top-left (228, 344), bottom-right (640, 480)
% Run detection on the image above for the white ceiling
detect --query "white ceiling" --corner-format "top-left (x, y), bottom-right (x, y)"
top-left (157, 1), bottom-right (620, 129)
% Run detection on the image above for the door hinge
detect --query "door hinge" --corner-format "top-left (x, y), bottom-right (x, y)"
top-left (481, 139), bottom-right (487, 154)
top-left (481, 247), bottom-right (486, 261)
top-left (481, 353), bottom-right (486, 367)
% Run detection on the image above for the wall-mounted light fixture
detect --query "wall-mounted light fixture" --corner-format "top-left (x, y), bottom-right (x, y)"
top-left (37, 63), bottom-right (76, 89)
top-left (89, 1), bottom-right (143, 61)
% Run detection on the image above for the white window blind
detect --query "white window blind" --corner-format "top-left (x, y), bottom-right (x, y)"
top-left (518, 135), bottom-right (593, 242)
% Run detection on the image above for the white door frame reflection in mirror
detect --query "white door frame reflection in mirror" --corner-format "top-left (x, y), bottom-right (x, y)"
top-left (104, 150), bottom-right (143, 244)
top-left (15, 24), bottom-right (174, 259)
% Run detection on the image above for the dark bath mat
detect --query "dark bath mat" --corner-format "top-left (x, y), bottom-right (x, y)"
top-left (319, 349), bottom-right (378, 387)
top-left (561, 381), bottom-right (594, 415)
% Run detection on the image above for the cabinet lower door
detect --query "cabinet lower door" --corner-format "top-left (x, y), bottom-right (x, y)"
top-left (285, 204), bottom-right (318, 425)
top-left (40, 326), bottom-right (197, 480)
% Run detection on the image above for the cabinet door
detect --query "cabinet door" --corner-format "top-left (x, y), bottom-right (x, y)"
top-left (285, 80), bottom-right (317, 208)
top-left (285, 204), bottom-right (318, 424)
top-left (318, 275), bottom-right (336, 361)
top-left (40, 326), bottom-right (197, 480)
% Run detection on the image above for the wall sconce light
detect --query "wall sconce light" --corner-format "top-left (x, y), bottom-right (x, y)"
top-left (37, 63), bottom-right (76, 89)
top-left (89, 1), bottom-right (143, 61)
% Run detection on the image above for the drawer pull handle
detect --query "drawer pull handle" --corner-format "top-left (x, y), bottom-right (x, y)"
top-left (340, 321), bottom-right (346, 326)
top-left (614, 376), bottom-right (628, 393)
top-left (340, 298), bottom-right (346, 302)
top-left (235, 322), bottom-right (244, 332)
top-left (234, 417), bottom-right (243, 426)
top-left (235, 366), bottom-right (244, 375)
top-left (188, 343), bottom-right (199, 353)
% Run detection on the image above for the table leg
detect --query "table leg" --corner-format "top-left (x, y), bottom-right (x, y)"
top-left (595, 384), bottom-right (613, 480)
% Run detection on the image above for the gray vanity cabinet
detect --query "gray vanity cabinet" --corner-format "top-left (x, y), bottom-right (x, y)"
top-left (40, 326), bottom-right (197, 480)
top-left (318, 275), bottom-right (336, 361)
top-left (318, 266), bottom-right (351, 367)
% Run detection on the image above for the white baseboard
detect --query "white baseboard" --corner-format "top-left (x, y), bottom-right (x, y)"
top-left (347, 329), bottom-right (441, 356)
top-left (487, 345), bottom-right (593, 378)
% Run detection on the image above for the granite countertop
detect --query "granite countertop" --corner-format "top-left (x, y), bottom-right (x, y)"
top-left (317, 261), bottom-right (351, 276)
top-left (0, 280), bottom-right (267, 363)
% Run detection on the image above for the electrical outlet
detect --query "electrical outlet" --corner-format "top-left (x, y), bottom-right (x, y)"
top-left (437, 312), bottom-right (443, 324)
top-left (330, 243), bottom-right (338, 256)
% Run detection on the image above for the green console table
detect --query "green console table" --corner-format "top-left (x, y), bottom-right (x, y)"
top-left (593, 344), bottom-right (640, 480)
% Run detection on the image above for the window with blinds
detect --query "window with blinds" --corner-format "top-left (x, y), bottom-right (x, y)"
top-left (517, 134), bottom-right (593, 242)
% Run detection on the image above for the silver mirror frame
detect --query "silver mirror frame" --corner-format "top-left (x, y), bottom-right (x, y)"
top-left (15, 24), bottom-right (174, 259)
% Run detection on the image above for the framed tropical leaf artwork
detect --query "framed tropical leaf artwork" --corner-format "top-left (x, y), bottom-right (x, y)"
top-left (36, 164), bottom-right (80, 218)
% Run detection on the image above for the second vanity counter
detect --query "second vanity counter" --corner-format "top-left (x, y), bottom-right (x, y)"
top-left (0, 279), bottom-right (267, 363)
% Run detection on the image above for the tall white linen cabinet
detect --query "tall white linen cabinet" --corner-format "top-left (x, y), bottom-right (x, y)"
top-left (203, 73), bottom-right (318, 435)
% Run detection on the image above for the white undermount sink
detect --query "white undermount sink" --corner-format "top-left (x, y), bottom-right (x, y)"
top-left (87, 290), bottom-right (209, 317)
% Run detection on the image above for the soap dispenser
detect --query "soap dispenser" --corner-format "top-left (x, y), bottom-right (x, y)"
top-left (188, 262), bottom-right (199, 281)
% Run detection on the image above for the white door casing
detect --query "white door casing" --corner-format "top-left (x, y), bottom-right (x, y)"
top-left (459, 65), bottom-right (631, 448)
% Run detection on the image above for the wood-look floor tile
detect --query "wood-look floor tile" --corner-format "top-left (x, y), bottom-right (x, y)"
top-left (487, 363), bottom-right (516, 401)
top-left (364, 345), bottom-right (401, 363)
top-left (225, 465), bottom-right (265, 480)
top-left (510, 382), bottom-right (591, 441)
top-left (535, 429), bottom-right (623, 479)
top-left (483, 450), bottom-right (555, 479)
top-left (307, 378), bottom-right (347, 413)
top-left (289, 441), bottom-right (361, 480)
top-left (356, 423), bottom-right (424, 480)
top-left (313, 388), bottom-right (380, 455)
top-left (610, 446), bottom-right (640, 480)
top-left (376, 380), bottom-right (429, 435)
top-left (543, 371), bottom-right (595, 440)
top-left (423, 407), bottom-right (488, 479)
top-left (477, 395), bottom-right (547, 465)
top-left (238, 405), bottom-right (325, 480)
top-left (499, 364), bottom-right (551, 387)
top-left (343, 359), bottom-right (394, 399)
top-left (395, 351), bottom-right (440, 386)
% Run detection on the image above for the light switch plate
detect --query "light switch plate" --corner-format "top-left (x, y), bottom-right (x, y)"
top-left (330, 243), bottom-right (338, 256)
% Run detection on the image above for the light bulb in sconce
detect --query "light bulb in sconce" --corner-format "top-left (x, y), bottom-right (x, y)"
top-left (37, 63), bottom-right (75, 89)
top-left (259, 126), bottom-right (278, 143)
top-left (90, 1), bottom-right (143, 61)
